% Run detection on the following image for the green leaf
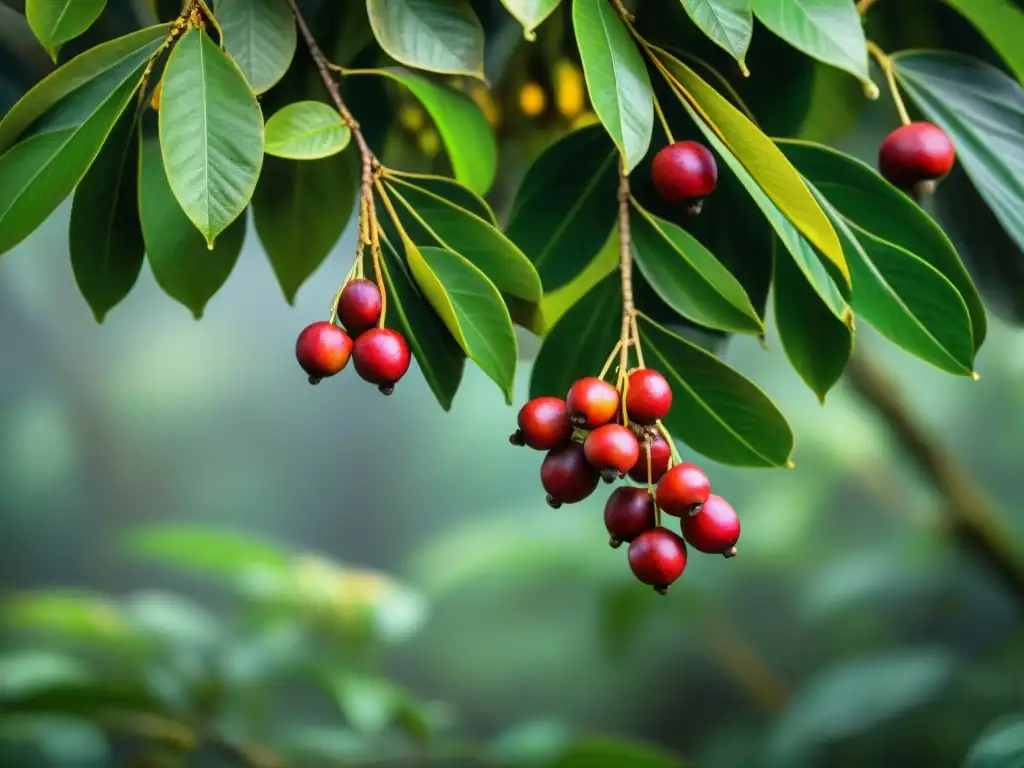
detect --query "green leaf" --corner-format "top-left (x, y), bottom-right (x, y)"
top-left (385, 171), bottom-right (496, 225)
top-left (158, 25), bottom-right (263, 246)
top-left (630, 201), bottom-right (763, 334)
top-left (940, 0), bottom-right (1024, 83)
top-left (0, 651), bottom-right (91, 701)
top-left (215, 0), bottom-right (297, 94)
top-left (4, 592), bottom-right (134, 645)
top-left (963, 714), bottom-right (1024, 768)
top-left (138, 124), bottom-right (245, 318)
top-left (329, 673), bottom-right (403, 735)
top-left (551, 737), bottom-right (684, 768)
top-left (777, 139), bottom-right (986, 352)
top-left (505, 125), bottom-right (618, 291)
top-left (750, 0), bottom-right (870, 84)
top-left (264, 100), bottom-right (351, 160)
top-left (69, 105), bottom-right (144, 322)
top-left (572, 0), bottom-right (653, 172)
top-left (384, 177), bottom-right (542, 302)
top-left (500, 0), bottom-right (562, 40)
top-left (0, 53), bottom-right (145, 256)
top-left (680, 0), bottom-right (753, 68)
top-left (27, 0), bottom-right (107, 56)
top-left (374, 68), bottom-right (496, 194)
top-left (123, 524), bottom-right (292, 576)
top-left (530, 273), bottom-right (620, 400)
top-left (366, 0), bottom-right (485, 79)
top-left (0, 24), bottom-right (168, 154)
top-left (253, 152), bottom-right (357, 303)
top-left (638, 314), bottom-right (793, 467)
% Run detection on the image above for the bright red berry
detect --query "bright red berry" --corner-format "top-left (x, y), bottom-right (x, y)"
top-left (879, 122), bottom-right (955, 189)
top-left (339, 279), bottom-right (383, 337)
top-left (511, 397), bottom-right (573, 450)
top-left (296, 321), bottom-right (352, 383)
top-left (352, 328), bottom-right (411, 395)
top-left (651, 141), bottom-right (717, 213)
top-left (628, 527), bottom-right (687, 593)
top-left (540, 442), bottom-right (599, 508)
top-left (565, 377), bottom-right (619, 429)
top-left (625, 368), bottom-right (672, 425)
top-left (681, 494), bottom-right (740, 557)
top-left (628, 434), bottom-right (671, 484)
top-left (584, 424), bottom-right (640, 482)
top-left (604, 487), bottom-right (656, 548)
top-left (656, 463), bottom-right (711, 517)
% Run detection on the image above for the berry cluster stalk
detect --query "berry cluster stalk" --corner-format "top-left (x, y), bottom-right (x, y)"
top-left (616, 160), bottom-right (637, 393)
top-left (866, 41), bottom-right (911, 125)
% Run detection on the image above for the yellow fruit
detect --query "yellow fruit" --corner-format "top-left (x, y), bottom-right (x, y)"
top-left (398, 103), bottom-right (426, 132)
top-left (554, 60), bottom-right (586, 119)
top-left (418, 128), bottom-right (441, 157)
top-left (519, 81), bottom-right (547, 117)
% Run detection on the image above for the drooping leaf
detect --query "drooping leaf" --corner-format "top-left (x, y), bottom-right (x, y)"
top-left (680, 0), bottom-right (753, 68)
top-left (26, 0), bottom-right (107, 57)
top-left (630, 201), bottom-right (763, 334)
top-left (158, 25), bottom-right (263, 246)
top-left (750, 0), bottom-right (870, 84)
top-left (215, 0), bottom-right (297, 94)
top-left (572, 0), bottom-right (653, 171)
top-left (551, 737), bottom-right (683, 768)
top-left (264, 100), bottom-right (351, 160)
top-left (940, 0), bottom-right (1024, 82)
top-left (69, 104), bottom-right (144, 322)
top-left (638, 314), bottom-right (793, 467)
top-left (138, 124), bottom-right (245, 318)
top-left (500, 0), bottom-right (562, 40)
top-left (366, 0), bottom-right (485, 79)
top-left (384, 177), bottom-right (541, 302)
top-left (963, 714), bottom-right (1024, 768)
top-left (505, 125), bottom-right (618, 291)
top-left (253, 152), bottom-right (357, 303)
top-left (384, 170), bottom-right (496, 224)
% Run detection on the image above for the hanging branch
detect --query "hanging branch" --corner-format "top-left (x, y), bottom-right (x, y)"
top-left (616, 159), bottom-right (636, 389)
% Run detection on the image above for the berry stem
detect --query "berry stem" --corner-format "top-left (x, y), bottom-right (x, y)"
top-left (867, 41), bottom-right (911, 125)
top-left (652, 93), bottom-right (675, 143)
top-left (657, 421), bottom-right (683, 467)
top-left (646, 440), bottom-right (661, 528)
top-left (598, 340), bottom-right (623, 381)
top-left (616, 158), bottom-right (638, 399)
top-left (630, 313), bottom-right (645, 369)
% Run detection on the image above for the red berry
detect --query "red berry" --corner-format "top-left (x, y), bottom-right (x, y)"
top-left (584, 424), bottom-right (640, 482)
top-left (512, 397), bottom-right (573, 450)
top-left (625, 368), bottom-right (672, 425)
top-left (628, 435), bottom-right (671, 484)
top-left (339, 279), bottom-right (383, 337)
top-left (565, 377), bottom-right (619, 429)
top-left (604, 487), bottom-right (656, 547)
top-left (296, 321), bottom-right (352, 383)
top-left (879, 122), bottom-right (955, 189)
top-left (651, 141), bottom-right (717, 213)
top-left (656, 463), bottom-right (711, 517)
top-left (681, 494), bottom-right (740, 557)
top-left (352, 328), bottom-right (411, 395)
top-left (540, 442), bottom-right (600, 507)
top-left (628, 527), bottom-right (687, 593)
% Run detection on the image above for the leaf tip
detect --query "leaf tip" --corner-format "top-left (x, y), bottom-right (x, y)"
top-left (863, 79), bottom-right (880, 100)
top-left (738, 60), bottom-right (750, 78)
top-left (206, 239), bottom-right (216, 251)
top-left (971, 371), bottom-right (981, 381)
top-left (786, 459), bottom-right (796, 470)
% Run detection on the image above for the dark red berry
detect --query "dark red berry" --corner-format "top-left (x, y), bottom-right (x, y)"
top-left (296, 321), bottom-right (352, 382)
top-left (605, 487), bottom-right (656, 547)
top-left (584, 424), bottom-right (639, 481)
top-left (651, 141), bottom-right (717, 213)
top-left (628, 527), bottom-right (687, 593)
top-left (512, 397), bottom-right (573, 450)
top-left (540, 442), bottom-right (600, 507)
top-left (339, 279), bottom-right (383, 337)
top-left (565, 377), bottom-right (619, 429)
top-left (656, 463), bottom-right (711, 517)
top-left (628, 434), bottom-right (671, 484)
top-left (681, 494), bottom-right (740, 556)
top-left (625, 368), bottom-right (672, 425)
top-left (879, 122), bottom-right (955, 189)
top-left (352, 328), bottom-right (411, 394)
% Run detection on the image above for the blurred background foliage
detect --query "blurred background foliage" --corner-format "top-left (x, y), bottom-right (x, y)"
top-left (1, 0), bottom-right (1023, 766)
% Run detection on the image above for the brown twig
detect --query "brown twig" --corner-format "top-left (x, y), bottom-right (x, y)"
top-left (616, 160), bottom-right (635, 389)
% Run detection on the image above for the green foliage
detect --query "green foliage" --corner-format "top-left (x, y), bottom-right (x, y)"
top-left (264, 100), bottom-right (351, 160)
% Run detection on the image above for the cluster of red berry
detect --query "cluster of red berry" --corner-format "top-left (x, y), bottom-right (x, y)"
top-left (295, 279), bottom-right (411, 394)
top-left (512, 369), bottom-right (740, 595)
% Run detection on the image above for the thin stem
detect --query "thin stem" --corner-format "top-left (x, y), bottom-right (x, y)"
top-left (867, 40), bottom-right (911, 124)
top-left (630, 313), bottom-right (645, 368)
top-left (652, 93), bottom-right (675, 143)
top-left (368, 194), bottom-right (386, 327)
top-left (617, 159), bottom-right (636, 404)
top-left (646, 440), bottom-right (661, 527)
top-left (657, 421), bottom-right (682, 467)
top-left (599, 340), bottom-right (623, 381)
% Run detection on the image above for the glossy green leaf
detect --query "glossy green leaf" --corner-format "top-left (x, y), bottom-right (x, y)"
top-left (158, 26), bottom-right (263, 246)
top-left (506, 125), bottom-right (618, 291)
top-left (750, 0), bottom-right (870, 83)
top-left (0, 56), bottom-right (145, 256)
top-left (638, 314), bottom-right (793, 467)
top-left (366, 0), bottom-right (485, 79)
top-left (940, 0), bottom-right (1024, 82)
top-left (69, 105), bottom-right (144, 322)
top-left (500, 0), bottom-right (561, 40)
top-left (573, 0), bottom-right (653, 171)
top-left (376, 68), bottom-right (496, 194)
top-left (680, 0), bottom-right (753, 67)
top-left (384, 178), bottom-right (541, 302)
top-left (27, 0), bottom-right (106, 55)
top-left (530, 273), bottom-right (620, 400)
top-left (630, 200), bottom-right (762, 334)
top-left (139, 125), bottom-right (245, 318)
top-left (0, 24), bottom-right (168, 154)
top-left (963, 714), bottom-right (1024, 768)
top-left (216, 0), bottom-right (297, 94)
top-left (551, 737), bottom-right (683, 768)
top-left (384, 171), bottom-right (496, 225)
top-left (264, 101), bottom-right (351, 160)
top-left (253, 152), bottom-right (357, 303)
top-left (778, 139), bottom-right (986, 352)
